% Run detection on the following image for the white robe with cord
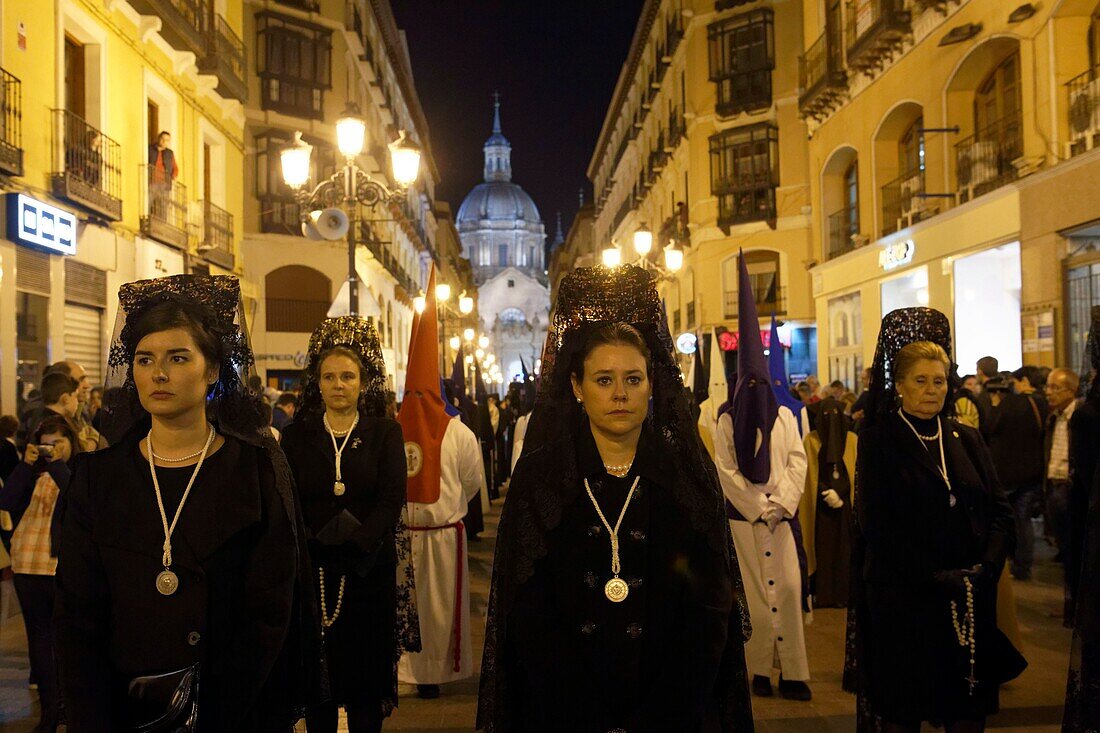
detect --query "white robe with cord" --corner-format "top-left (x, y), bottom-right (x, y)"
top-left (715, 405), bottom-right (811, 681)
top-left (398, 418), bottom-right (486, 684)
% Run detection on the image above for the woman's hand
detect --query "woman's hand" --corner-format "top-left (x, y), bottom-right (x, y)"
top-left (821, 489), bottom-right (844, 509)
top-left (23, 444), bottom-right (39, 465)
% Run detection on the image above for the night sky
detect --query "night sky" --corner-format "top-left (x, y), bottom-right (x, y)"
top-left (391, 0), bottom-right (644, 241)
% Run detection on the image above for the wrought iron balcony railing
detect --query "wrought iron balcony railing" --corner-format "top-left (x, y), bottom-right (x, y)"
top-left (259, 194), bottom-right (304, 236)
top-left (129, 0), bottom-right (210, 57)
top-left (197, 14), bottom-right (247, 103)
top-left (723, 285), bottom-right (787, 319)
top-left (668, 110), bottom-right (686, 148)
top-left (845, 0), bottom-right (910, 74)
top-left (1067, 62), bottom-right (1100, 157)
top-left (0, 67), bottom-right (23, 177)
top-left (140, 165), bottom-right (188, 249)
top-left (881, 167), bottom-right (941, 236)
top-left (51, 109), bottom-right (122, 220)
top-left (199, 200), bottom-right (234, 269)
top-left (827, 204), bottom-right (859, 260)
top-left (955, 111), bottom-right (1023, 204)
top-left (799, 31), bottom-right (847, 118)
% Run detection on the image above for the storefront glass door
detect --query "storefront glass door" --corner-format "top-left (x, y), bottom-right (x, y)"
top-left (953, 242), bottom-right (1022, 373)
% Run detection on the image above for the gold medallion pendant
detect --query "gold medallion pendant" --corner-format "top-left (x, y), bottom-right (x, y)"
top-left (156, 569), bottom-right (179, 596)
top-left (605, 577), bottom-right (629, 603)
top-left (334, 481), bottom-right (346, 496)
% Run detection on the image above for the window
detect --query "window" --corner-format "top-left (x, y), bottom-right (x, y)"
top-left (255, 130), bottom-right (336, 235)
top-left (708, 9), bottom-right (774, 116)
top-left (64, 35), bottom-right (86, 119)
top-left (722, 250), bottom-right (782, 317)
top-left (479, 243), bottom-right (491, 266)
top-left (899, 117), bottom-right (924, 177)
top-left (257, 13), bottom-right (332, 120)
top-left (498, 244), bottom-right (508, 265)
top-left (507, 279), bottom-right (515, 288)
top-left (709, 123), bottom-right (779, 228)
top-left (843, 160), bottom-right (859, 236)
top-left (975, 53), bottom-right (1021, 135)
top-left (500, 307), bottom-right (526, 324)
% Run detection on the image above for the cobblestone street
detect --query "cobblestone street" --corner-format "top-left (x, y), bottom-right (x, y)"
top-left (0, 499), bottom-right (1073, 732)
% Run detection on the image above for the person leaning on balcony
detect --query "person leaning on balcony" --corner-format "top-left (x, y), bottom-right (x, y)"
top-left (148, 131), bottom-right (178, 216)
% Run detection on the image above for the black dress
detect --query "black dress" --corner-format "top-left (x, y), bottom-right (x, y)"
top-left (855, 412), bottom-right (1020, 725)
top-left (279, 416), bottom-right (407, 711)
top-left (55, 433), bottom-right (302, 731)
top-left (497, 423), bottom-right (741, 732)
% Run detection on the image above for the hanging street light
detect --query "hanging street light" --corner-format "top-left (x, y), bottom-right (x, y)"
top-left (602, 244), bottom-right (622, 268)
top-left (458, 292), bottom-right (474, 315)
top-left (633, 225), bottom-right (653, 256)
top-left (335, 102), bottom-right (366, 159)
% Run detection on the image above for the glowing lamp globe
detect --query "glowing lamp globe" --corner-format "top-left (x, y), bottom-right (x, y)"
top-left (335, 103), bottom-right (366, 158)
top-left (280, 132), bottom-right (313, 189)
top-left (389, 131), bottom-right (422, 188)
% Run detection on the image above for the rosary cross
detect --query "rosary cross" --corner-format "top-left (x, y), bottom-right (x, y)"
top-left (965, 673), bottom-right (977, 694)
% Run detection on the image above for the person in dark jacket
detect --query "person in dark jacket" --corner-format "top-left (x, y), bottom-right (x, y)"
top-left (281, 317), bottom-right (411, 733)
top-left (851, 309), bottom-right (1023, 733)
top-left (54, 275), bottom-right (320, 732)
top-left (981, 377), bottom-right (1048, 580)
top-left (0, 414), bottom-right (20, 483)
top-left (1, 414), bottom-right (82, 732)
top-left (272, 392), bottom-right (297, 431)
top-left (478, 266), bottom-right (754, 733)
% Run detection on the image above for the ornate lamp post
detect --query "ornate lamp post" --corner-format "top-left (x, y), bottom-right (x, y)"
top-left (281, 102), bottom-right (422, 318)
top-left (601, 223), bottom-right (683, 278)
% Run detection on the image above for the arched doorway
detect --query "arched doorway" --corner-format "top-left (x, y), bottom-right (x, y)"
top-left (265, 265), bottom-right (331, 333)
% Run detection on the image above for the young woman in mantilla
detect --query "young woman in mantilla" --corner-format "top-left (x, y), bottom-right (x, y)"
top-left (477, 265), bottom-right (755, 732)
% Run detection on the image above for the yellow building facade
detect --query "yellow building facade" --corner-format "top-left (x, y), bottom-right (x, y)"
top-left (0, 0), bottom-right (247, 413)
top-left (589, 0), bottom-right (819, 380)
top-left (241, 0), bottom-right (447, 396)
top-left (802, 0), bottom-right (1100, 384)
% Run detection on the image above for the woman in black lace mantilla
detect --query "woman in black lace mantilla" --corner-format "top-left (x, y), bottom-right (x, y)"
top-left (476, 265), bottom-right (755, 733)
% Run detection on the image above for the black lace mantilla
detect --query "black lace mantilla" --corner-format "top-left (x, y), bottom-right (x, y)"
top-left (477, 265), bottom-right (753, 732)
top-left (298, 316), bottom-right (389, 422)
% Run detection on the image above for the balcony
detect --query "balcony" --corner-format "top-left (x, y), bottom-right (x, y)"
top-left (0, 68), bottom-right (23, 177)
top-left (197, 14), bottom-right (247, 103)
top-left (129, 0), bottom-right (210, 57)
top-left (881, 168), bottom-right (939, 236)
top-left (276, 0), bottom-right (320, 10)
top-left (51, 110), bottom-right (122, 221)
top-left (1067, 62), bottom-right (1100, 157)
top-left (827, 204), bottom-right (859, 260)
top-left (799, 31), bottom-right (847, 119)
top-left (955, 112), bottom-right (1022, 204)
top-left (723, 285), bottom-right (787, 319)
top-left (668, 110), bottom-right (686, 149)
top-left (845, 0), bottom-right (911, 74)
top-left (666, 13), bottom-right (684, 56)
top-left (140, 165), bottom-right (188, 249)
top-left (199, 200), bottom-right (234, 269)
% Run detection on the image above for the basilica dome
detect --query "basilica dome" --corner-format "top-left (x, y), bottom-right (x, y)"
top-left (456, 180), bottom-right (541, 227)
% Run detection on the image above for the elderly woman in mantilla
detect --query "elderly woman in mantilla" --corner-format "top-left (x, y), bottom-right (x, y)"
top-left (54, 275), bottom-right (322, 732)
top-left (851, 307), bottom-right (1025, 733)
top-left (279, 316), bottom-right (418, 733)
top-left (477, 265), bottom-right (755, 733)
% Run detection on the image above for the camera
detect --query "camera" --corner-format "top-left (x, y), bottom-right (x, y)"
top-left (37, 444), bottom-right (54, 458)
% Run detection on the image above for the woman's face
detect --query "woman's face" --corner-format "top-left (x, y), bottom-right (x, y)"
top-left (897, 358), bottom-right (949, 420)
top-left (319, 354), bottom-right (361, 413)
top-left (39, 432), bottom-right (72, 463)
top-left (133, 327), bottom-right (218, 421)
top-left (571, 342), bottom-right (652, 439)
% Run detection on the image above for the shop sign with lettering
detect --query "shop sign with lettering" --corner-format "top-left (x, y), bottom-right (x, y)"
top-left (879, 239), bottom-right (914, 271)
top-left (6, 193), bottom-right (77, 255)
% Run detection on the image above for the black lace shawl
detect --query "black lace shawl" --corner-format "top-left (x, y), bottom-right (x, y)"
top-left (476, 265), bottom-right (753, 732)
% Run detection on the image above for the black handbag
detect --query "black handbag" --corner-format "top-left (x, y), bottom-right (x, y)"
top-left (125, 664), bottom-right (200, 732)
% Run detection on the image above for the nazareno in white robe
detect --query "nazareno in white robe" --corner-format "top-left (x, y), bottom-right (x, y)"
top-left (715, 405), bottom-right (811, 681)
top-left (398, 417), bottom-right (486, 684)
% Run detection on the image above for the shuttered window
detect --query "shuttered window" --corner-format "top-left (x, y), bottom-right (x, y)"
top-left (64, 303), bottom-right (103, 385)
top-left (16, 248), bottom-right (51, 295)
top-left (64, 260), bottom-right (107, 307)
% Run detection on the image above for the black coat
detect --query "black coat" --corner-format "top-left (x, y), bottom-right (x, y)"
top-left (497, 425), bottom-right (740, 732)
top-left (981, 391), bottom-right (1047, 491)
top-left (54, 434), bottom-right (301, 731)
top-left (279, 416), bottom-right (407, 706)
top-left (855, 414), bottom-right (1019, 723)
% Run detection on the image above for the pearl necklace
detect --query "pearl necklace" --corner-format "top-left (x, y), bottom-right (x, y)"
top-left (150, 444), bottom-right (208, 463)
top-left (318, 567), bottom-right (347, 632)
top-left (604, 461), bottom-right (633, 478)
top-left (951, 576), bottom-right (978, 696)
top-left (897, 409), bottom-right (956, 506)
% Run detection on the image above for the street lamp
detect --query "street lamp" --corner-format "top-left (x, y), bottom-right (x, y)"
top-left (449, 335), bottom-right (461, 351)
top-left (633, 225), bottom-right (653, 257)
top-left (281, 111), bottom-right (422, 318)
top-left (413, 295), bottom-right (426, 313)
top-left (601, 244), bottom-right (622, 268)
top-left (463, 328), bottom-right (476, 343)
top-left (478, 334), bottom-right (490, 350)
top-left (435, 282), bottom-right (452, 303)
top-left (458, 292), bottom-right (474, 315)
top-left (664, 243), bottom-right (684, 273)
